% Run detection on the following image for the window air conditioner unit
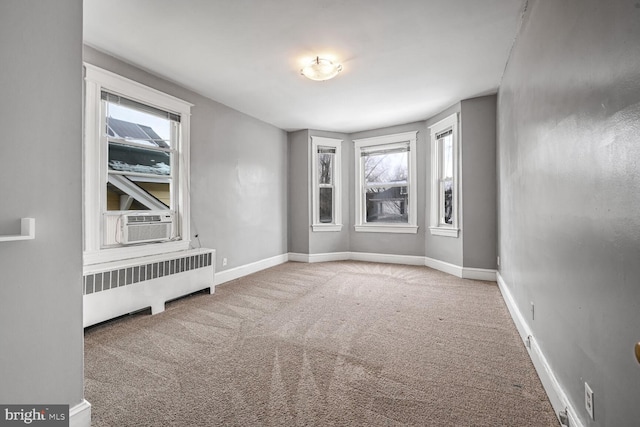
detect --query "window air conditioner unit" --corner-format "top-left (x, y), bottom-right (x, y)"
top-left (120, 211), bottom-right (174, 245)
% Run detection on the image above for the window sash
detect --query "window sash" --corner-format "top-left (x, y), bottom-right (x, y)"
top-left (317, 147), bottom-right (335, 223)
top-left (361, 147), bottom-right (409, 187)
top-left (364, 186), bottom-right (409, 224)
top-left (429, 113), bottom-right (458, 236)
top-left (353, 131), bottom-right (417, 232)
top-left (317, 149), bottom-right (334, 185)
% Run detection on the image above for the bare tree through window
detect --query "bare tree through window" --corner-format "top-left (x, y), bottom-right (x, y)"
top-left (362, 149), bottom-right (408, 223)
top-left (317, 148), bottom-right (335, 223)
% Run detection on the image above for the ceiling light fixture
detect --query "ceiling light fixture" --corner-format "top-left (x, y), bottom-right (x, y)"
top-left (300, 56), bottom-right (343, 81)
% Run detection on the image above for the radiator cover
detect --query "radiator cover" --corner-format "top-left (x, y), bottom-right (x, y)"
top-left (83, 248), bottom-right (215, 327)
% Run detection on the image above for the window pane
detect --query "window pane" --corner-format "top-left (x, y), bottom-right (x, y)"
top-left (319, 187), bottom-right (333, 223)
top-left (443, 179), bottom-right (453, 224)
top-left (441, 134), bottom-right (453, 179)
top-left (365, 187), bottom-right (408, 223)
top-left (363, 150), bottom-right (407, 185)
top-left (318, 152), bottom-right (333, 185)
top-left (106, 178), bottom-right (170, 211)
top-left (108, 142), bottom-right (171, 176)
top-left (106, 102), bottom-right (172, 147)
top-left (137, 182), bottom-right (171, 207)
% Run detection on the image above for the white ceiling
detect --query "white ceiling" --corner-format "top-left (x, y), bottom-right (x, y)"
top-left (84, 0), bottom-right (525, 133)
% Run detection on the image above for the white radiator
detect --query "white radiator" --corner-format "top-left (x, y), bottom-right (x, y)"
top-left (83, 248), bottom-right (215, 327)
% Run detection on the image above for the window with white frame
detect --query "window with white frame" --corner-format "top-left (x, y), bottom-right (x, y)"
top-left (353, 131), bottom-right (418, 233)
top-left (83, 64), bottom-right (192, 264)
top-left (429, 113), bottom-right (459, 237)
top-left (311, 136), bottom-right (342, 231)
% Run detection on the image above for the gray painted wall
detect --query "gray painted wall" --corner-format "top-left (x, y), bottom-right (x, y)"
top-left (0, 0), bottom-right (84, 405)
top-left (498, 0), bottom-right (640, 425)
top-left (288, 130), bottom-right (310, 254)
top-left (288, 129), bottom-right (351, 255)
top-left (84, 47), bottom-right (288, 272)
top-left (461, 95), bottom-right (497, 270)
top-left (349, 122), bottom-right (428, 257)
top-left (424, 98), bottom-right (498, 269)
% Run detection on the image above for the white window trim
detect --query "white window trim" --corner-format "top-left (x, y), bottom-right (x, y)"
top-left (429, 113), bottom-right (459, 237)
top-left (353, 131), bottom-right (418, 234)
top-left (83, 64), bottom-right (193, 265)
top-left (310, 136), bottom-right (343, 232)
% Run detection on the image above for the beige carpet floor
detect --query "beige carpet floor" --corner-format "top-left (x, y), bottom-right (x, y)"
top-left (84, 261), bottom-right (559, 426)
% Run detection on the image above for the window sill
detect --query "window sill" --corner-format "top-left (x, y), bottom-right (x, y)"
top-left (429, 226), bottom-right (459, 237)
top-left (355, 224), bottom-right (418, 234)
top-left (84, 239), bottom-right (190, 266)
top-left (312, 224), bottom-right (343, 232)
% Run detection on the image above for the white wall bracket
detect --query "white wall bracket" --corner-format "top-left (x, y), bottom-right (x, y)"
top-left (0, 218), bottom-right (36, 242)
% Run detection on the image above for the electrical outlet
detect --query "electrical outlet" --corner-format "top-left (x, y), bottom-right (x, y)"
top-left (585, 382), bottom-right (594, 420)
top-left (497, 256), bottom-right (500, 267)
top-left (558, 408), bottom-right (569, 426)
top-left (531, 302), bottom-right (535, 320)
top-left (222, 258), bottom-right (227, 267)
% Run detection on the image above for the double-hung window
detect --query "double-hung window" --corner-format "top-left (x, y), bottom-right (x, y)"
top-left (353, 131), bottom-right (418, 233)
top-left (103, 92), bottom-right (176, 215)
top-left (311, 136), bottom-right (342, 231)
top-left (84, 65), bottom-right (192, 264)
top-left (429, 113), bottom-right (459, 237)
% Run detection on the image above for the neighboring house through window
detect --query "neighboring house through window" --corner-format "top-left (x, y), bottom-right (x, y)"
top-left (429, 113), bottom-right (459, 237)
top-left (104, 95), bottom-right (175, 214)
top-left (83, 64), bottom-right (192, 264)
top-left (353, 131), bottom-right (418, 233)
top-left (311, 136), bottom-right (342, 231)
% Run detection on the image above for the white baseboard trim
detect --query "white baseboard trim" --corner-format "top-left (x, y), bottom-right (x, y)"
top-left (70, 399), bottom-right (91, 427)
top-left (288, 252), bottom-right (350, 263)
top-left (218, 252), bottom-right (496, 288)
top-left (424, 257), bottom-right (497, 282)
top-left (424, 256), bottom-right (464, 277)
top-left (462, 267), bottom-right (497, 281)
top-left (287, 252), bottom-right (308, 263)
top-left (496, 273), bottom-right (581, 427)
top-left (349, 251), bottom-right (426, 266)
top-left (289, 251), bottom-right (425, 266)
top-left (214, 253), bottom-right (288, 286)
